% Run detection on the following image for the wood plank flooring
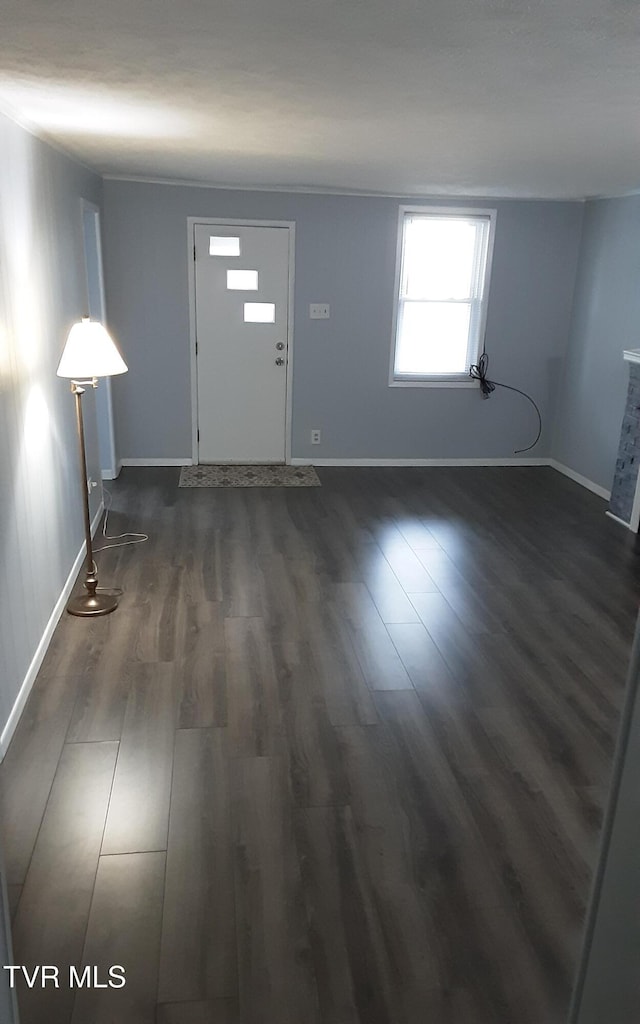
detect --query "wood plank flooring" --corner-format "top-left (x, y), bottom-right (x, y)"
top-left (1, 465), bottom-right (638, 1024)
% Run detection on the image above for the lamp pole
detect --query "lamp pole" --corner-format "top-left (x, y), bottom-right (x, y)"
top-left (67, 379), bottom-right (117, 617)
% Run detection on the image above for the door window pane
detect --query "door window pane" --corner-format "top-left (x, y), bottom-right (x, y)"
top-left (209, 236), bottom-right (240, 256)
top-left (227, 270), bottom-right (258, 290)
top-left (244, 302), bottom-right (275, 323)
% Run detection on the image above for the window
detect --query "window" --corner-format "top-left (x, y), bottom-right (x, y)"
top-left (390, 207), bottom-right (495, 386)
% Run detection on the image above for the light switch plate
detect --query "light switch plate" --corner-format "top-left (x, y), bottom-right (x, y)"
top-left (310, 303), bottom-right (330, 319)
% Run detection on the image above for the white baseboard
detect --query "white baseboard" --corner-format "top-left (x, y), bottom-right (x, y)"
top-left (291, 457), bottom-right (550, 467)
top-left (120, 458), bottom-right (192, 467)
top-left (110, 453), bottom-right (613, 506)
top-left (605, 510), bottom-right (635, 531)
top-left (292, 456), bottom-right (616, 507)
top-left (0, 502), bottom-right (104, 761)
top-left (548, 459), bottom-right (611, 500)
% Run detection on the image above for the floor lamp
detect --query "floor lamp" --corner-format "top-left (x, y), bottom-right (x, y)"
top-left (57, 316), bottom-right (128, 616)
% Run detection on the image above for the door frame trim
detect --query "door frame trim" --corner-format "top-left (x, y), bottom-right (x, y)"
top-left (81, 198), bottom-right (118, 479)
top-left (187, 216), bottom-right (296, 465)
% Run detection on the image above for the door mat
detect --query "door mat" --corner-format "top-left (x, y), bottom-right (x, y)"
top-left (179, 464), bottom-right (321, 488)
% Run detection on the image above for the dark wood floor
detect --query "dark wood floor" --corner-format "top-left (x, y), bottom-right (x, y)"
top-left (1, 466), bottom-right (638, 1024)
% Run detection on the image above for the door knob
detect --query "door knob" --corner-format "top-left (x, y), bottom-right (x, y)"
top-left (275, 357), bottom-right (285, 366)
top-left (276, 342), bottom-right (284, 350)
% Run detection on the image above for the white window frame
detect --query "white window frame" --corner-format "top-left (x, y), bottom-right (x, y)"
top-left (389, 205), bottom-right (497, 388)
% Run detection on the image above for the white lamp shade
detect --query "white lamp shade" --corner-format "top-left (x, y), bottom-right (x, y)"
top-left (57, 317), bottom-right (128, 379)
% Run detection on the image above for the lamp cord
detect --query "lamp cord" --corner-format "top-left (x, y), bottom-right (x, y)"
top-left (91, 485), bottom-right (148, 592)
top-left (93, 485), bottom-right (149, 554)
top-left (469, 352), bottom-right (542, 454)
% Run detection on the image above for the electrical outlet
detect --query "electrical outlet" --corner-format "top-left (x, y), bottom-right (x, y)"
top-left (309, 303), bottom-right (330, 319)
top-left (311, 429), bottom-right (321, 445)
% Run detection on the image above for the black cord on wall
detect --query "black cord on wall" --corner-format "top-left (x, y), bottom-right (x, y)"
top-left (468, 352), bottom-right (542, 455)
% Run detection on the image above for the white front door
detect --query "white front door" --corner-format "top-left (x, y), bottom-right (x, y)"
top-left (194, 222), bottom-right (290, 463)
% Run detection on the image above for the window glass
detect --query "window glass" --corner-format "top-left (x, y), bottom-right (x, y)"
top-left (391, 209), bottom-right (495, 383)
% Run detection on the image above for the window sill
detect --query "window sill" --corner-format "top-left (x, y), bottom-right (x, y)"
top-left (389, 378), bottom-right (480, 389)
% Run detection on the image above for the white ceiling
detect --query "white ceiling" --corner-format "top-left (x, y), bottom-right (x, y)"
top-left (1, 0), bottom-right (639, 199)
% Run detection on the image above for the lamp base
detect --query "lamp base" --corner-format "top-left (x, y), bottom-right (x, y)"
top-left (67, 592), bottom-right (118, 617)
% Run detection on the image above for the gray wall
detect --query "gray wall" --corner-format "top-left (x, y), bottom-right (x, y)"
top-left (0, 111), bottom-right (103, 747)
top-left (552, 196), bottom-right (640, 491)
top-left (102, 181), bottom-right (583, 462)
